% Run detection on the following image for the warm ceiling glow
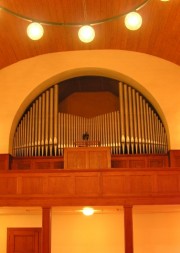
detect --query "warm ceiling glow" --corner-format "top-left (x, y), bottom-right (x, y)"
top-left (78, 25), bottom-right (95, 43)
top-left (124, 12), bottom-right (142, 30)
top-left (82, 207), bottom-right (94, 216)
top-left (27, 22), bottom-right (44, 40)
top-left (160, 0), bottom-right (170, 1)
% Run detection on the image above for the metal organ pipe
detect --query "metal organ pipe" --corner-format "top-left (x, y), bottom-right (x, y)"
top-left (128, 87), bottom-right (134, 154)
top-left (12, 82), bottom-right (168, 156)
top-left (119, 82), bottom-right (125, 154)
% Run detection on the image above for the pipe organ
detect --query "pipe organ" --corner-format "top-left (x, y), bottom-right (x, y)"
top-left (12, 82), bottom-right (168, 157)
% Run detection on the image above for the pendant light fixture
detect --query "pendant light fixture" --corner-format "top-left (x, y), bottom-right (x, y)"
top-left (27, 22), bottom-right (44, 40)
top-left (124, 12), bottom-right (142, 30)
top-left (0, 0), bottom-right (169, 42)
top-left (78, 0), bottom-right (95, 43)
top-left (78, 25), bottom-right (95, 43)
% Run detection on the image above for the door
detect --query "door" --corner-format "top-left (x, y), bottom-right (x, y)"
top-left (7, 228), bottom-right (42, 253)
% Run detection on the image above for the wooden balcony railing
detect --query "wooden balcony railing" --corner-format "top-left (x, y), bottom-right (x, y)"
top-left (0, 168), bottom-right (180, 206)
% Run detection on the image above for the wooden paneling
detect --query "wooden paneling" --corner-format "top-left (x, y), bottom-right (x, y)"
top-left (47, 175), bottom-right (74, 195)
top-left (0, 177), bottom-right (17, 194)
top-left (1, 168), bottom-right (180, 206)
top-left (21, 176), bottom-right (44, 194)
top-left (102, 175), bottom-right (125, 195)
top-left (64, 147), bottom-right (111, 169)
top-left (0, 0), bottom-right (179, 68)
top-left (157, 174), bottom-right (179, 193)
top-left (169, 150), bottom-right (180, 167)
top-left (75, 173), bottom-right (100, 196)
top-left (3, 152), bottom-right (176, 170)
top-left (0, 154), bottom-right (11, 170)
top-left (7, 228), bottom-right (41, 253)
top-left (11, 156), bottom-right (64, 170)
top-left (111, 154), bottom-right (169, 168)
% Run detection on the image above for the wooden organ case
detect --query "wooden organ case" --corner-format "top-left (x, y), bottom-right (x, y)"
top-left (64, 146), bottom-right (111, 169)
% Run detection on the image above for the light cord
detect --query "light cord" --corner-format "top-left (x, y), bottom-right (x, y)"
top-left (0, 0), bottom-right (151, 27)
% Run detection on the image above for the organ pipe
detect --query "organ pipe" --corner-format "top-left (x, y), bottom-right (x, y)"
top-left (140, 96), bottom-right (145, 153)
top-left (34, 99), bottom-right (38, 156)
top-left (124, 84), bottom-right (130, 154)
top-left (12, 82), bottom-right (168, 156)
top-left (132, 89), bottom-right (138, 154)
top-left (38, 96), bottom-right (42, 156)
top-left (128, 87), bottom-right (134, 154)
top-left (49, 88), bottom-right (54, 156)
top-left (41, 93), bottom-right (45, 156)
top-left (119, 82), bottom-right (125, 154)
top-left (136, 92), bottom-right (142, 153)
top-left (45, 90), bottom-right (49, 156)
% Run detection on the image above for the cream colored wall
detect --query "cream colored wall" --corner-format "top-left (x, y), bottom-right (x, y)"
top-left (1, 206), bottom-right (180, 253)
top-left (0, 208), bottom-right (124, 253)
top-left (0, 213), bottom-right (41, 253)
top-left (133, 205), bottom-right (180, 253)
top-left (51, 212), bottom-right (124, 253)
top-left (0, 50), bottom-right (179, 153)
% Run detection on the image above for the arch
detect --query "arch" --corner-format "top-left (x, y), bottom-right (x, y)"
top-left (0, 50), bottom-right (178, 153)
top-left (9, 67), bottom-right (170, 154)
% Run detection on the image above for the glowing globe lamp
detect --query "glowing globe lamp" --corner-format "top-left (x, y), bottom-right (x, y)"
top-left (125, 12), bottom-right (142, 31)
top-left (78, 25), bottom-right (95, 43)
top-left (27, 22), bottom-right (44, 40)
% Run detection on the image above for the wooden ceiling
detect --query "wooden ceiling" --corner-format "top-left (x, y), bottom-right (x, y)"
top-left (0, 0), bottom-right (179, 69)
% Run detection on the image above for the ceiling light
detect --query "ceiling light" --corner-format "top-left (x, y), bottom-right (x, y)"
top-left (0, 0), bottom-right (162, 42)
top-left (78, 25), bottom-right (95, 43)
top-left (27, 22), bottom-right (44, 40)
top-left (160, 0), bottom-right (170, 1)
top-left (82, 207), bottom-right (94, 216)
top-left (124, 12), bottom-right (142, 31)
